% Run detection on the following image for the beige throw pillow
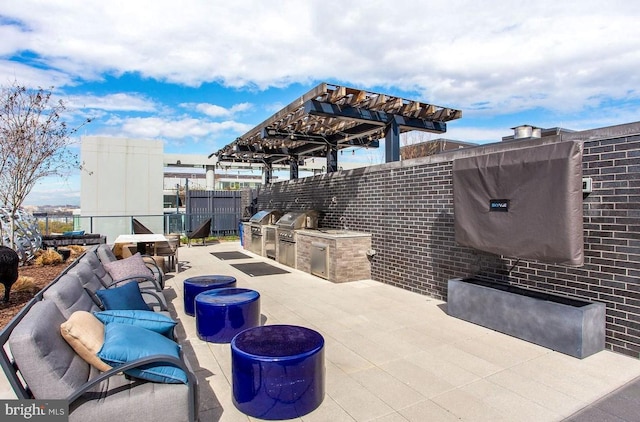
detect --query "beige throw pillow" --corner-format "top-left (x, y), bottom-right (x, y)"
top-left (60, 311), bottom-right (112, 371)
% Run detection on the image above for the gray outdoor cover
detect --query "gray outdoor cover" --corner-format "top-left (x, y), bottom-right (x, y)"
top-left (453, 141), bottom-right (584, 266)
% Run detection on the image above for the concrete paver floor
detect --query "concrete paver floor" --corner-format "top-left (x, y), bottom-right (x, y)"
top-left (2, 241), bottom-right (640, 421)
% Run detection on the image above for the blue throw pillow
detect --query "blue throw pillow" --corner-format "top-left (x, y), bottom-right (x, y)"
top-left (97, 323), bottom-right (187, 384)
top-left (95, 282), bottom-right (150, 311)
top-left (94, 310), bottom-right (176, 337)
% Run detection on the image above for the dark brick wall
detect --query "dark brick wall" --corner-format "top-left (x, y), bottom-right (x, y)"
top-left (256, 122), bottom-right (640, 357)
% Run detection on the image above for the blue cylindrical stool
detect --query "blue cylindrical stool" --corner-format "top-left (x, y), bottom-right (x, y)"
top-left (231, 325), bottom-right (325, 420)
top-left (183, 275), bottom-right (236, 316)
top-left (195, 288), bottom-right (260, 343)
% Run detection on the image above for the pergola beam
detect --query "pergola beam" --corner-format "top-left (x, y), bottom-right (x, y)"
top-left (303, 99), bottom-right (448, 133)
top-left (211, 83), bottom-right (461, 178)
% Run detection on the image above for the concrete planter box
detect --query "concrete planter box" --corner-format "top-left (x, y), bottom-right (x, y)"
top-left (447, 277), bottom-right (605, 358)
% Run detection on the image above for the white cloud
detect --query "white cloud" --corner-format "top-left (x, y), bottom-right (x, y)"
top-left (0, 59), bottom-right (74, 88)
top-left (1, 0), bottom-right (638, 118)
top-left (113, 116), bottom-right (252, 141)
top-left (182, 102), bottom-right (253, 118)
top-left (24, 175), bottom-right (81, 206)
top-left (67, 93), bottom-right (158, 112)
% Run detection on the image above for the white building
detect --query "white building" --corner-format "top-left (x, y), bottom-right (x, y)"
top-left (80, 136), bottom-right (370, 241)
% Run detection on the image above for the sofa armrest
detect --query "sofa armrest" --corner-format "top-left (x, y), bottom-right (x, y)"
top-left (66, 352), bottom-right (198, 422)
top-left (140, 255), bottom-right (165, 289)
top-left (139, 290), bottom-right (168, 312)
top-left (106, 275), bottom-right (162, 292)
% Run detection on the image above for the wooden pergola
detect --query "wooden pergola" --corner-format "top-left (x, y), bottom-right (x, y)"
top-left (210, 83), bottom-right (462, 183)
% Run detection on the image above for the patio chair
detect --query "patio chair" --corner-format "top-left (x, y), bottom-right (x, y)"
top-left (130, 220), bottom-right (180, 273)
top-left (132, 218), bottom-right (154, 234)
top-left (187, 218), bottom-right (212, 247)
top-left (154, 233), bottom-right (180, 272)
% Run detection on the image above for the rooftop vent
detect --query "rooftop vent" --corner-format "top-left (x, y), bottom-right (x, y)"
top-left (512, 125), bottom-right (542, 140)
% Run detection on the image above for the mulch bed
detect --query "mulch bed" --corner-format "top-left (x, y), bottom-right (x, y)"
top-left (0, 262), bottom-right (68, 329)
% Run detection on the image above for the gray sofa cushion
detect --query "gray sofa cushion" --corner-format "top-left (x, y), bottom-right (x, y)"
top-left (96, 244), bottom-right (118, 263)
top-left (9, 301), bottom-right (193, 422)
top-left (43, 273), bottom-right (101, 317)
top-left (69, 261), bottom-right (107, 293)
top-left (78, 251), bottom-right (110, 281)
top-left (69, 376), bottom-right (192, 422)
top-left (70, 261), bottom-right (168, 312)
top-left (9, 300), bottom-right (91, 399)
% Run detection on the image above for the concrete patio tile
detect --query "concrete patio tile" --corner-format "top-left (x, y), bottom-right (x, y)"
top-left (327, 311), bottom-right (382, 332)
top-left (388, 326), bottom-right (453, 352)
top-left (404, 350), bottom-right (482, 387)
top-left (324, 360), bottom-right (355, 393)
top-left (430, 387), bottom-right (511, 422)
top-left (328, 328), bottom-right (403, 366)
top-left (509, 354), bottom-right (623, 403)
top-left (323, 338), bottom-right (375, 374)
top-left (459, 378), bottom-right (561, 422)
top-left (301, 396), bottom-right (357, 422)
top-left (308, 316), bottom-right (353, 338)
top-left (7, 242), bottom-right (640, 421)
top-left (403, 321), bottom-right (468, 346)
top-left (452, 333), bottom-right (550, 369)
top-left (569, 350), bottom-right (640, 385)
top-left (186, 340), bottom-right (224, 374)
top-left (356, 307), bottom-right (431, 332)
top-left (196, 371), bottom-right (225, 413)
top-left (476, 328), bottom-right (550, 358)
top-left (487, 368), bottom-right (587, 418)
top-left (378, 358), bottom-right (457, 398)
top-left (369, 412), bottom-right (411, 422)
top-left (428, 343), bottom-right (504, 378)
top-left (199, 377), bottom-right (252, 422)
top-left (197, 407), bottom-right (245, 422)
top-left (436, 317), bottom-right (495, 340)
top-left (328, 378), bottom-right (397, 422)
top-left (349, 366), bottom-right (426, 410)
top-left (206, 342), bottom-right (234, 380)
top-left (398, 399), bottom-right (460, 422)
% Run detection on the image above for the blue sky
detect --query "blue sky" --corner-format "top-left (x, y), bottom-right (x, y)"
top-left (1, 0), bottom-right (639, 206)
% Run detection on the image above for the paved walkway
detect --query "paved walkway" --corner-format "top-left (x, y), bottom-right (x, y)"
top-left (3, 241), bottom-right (640, 421)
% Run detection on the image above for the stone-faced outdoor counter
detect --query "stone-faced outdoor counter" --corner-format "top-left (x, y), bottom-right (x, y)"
top-left (295, 230), bottom-right (372, 283)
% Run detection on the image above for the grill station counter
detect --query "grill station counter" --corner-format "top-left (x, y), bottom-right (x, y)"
top-left (248, 210), bottom-right (283, 256)
top-left (276, 210), bottom-right (319, 267)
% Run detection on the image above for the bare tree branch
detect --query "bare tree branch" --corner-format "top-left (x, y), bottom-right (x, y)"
top-left (0, 81), bottom-right (91, 246)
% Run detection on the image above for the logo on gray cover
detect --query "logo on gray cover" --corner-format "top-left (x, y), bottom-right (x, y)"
top-left (489, 199), bottom-right (509, 212)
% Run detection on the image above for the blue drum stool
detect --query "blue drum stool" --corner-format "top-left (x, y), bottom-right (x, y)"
top-left (231, 325), bottom-right (325, 420)
top-left (183, 275), bottom-right (236, 316)
top-left (195, 288), bottom-right (260, 343)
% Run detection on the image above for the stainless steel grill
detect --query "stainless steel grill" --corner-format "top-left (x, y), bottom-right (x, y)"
top-left (276, 210), bottom-right (319, 267)
top-left (248, 210), bottom-right (283, 256)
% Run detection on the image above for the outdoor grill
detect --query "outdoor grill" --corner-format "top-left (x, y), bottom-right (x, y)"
top-left (248, 210), bottom-right (283, 256)
top-left (276, 210), bottom-right (319, 267)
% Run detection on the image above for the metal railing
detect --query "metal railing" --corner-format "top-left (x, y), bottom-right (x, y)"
top-left (74, 213), bottom-right (240, 236)
top-left (33, 212), bottom-right (240, 245)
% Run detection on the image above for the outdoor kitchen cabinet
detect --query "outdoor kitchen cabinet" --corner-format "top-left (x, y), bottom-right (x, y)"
top-left (310, 242), bottom-right (328, 279)
top-left (296, 230), bottom-right (372, 283)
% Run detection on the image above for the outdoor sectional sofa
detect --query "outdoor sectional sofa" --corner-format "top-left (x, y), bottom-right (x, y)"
top-left (0, 244), bottom-right (199, 422)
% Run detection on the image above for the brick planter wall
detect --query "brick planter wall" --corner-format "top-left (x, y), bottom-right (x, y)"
top-left (255, 122), bottom-right (640, 357)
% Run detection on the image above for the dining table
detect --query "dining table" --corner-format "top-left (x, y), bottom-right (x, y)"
top-left (113, 233), bottom-right (168, 256)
